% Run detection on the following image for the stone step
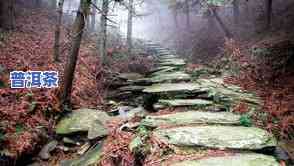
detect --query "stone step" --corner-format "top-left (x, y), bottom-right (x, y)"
top-left (143, 83), bottom-right (204, 94)
top-left (159, 59), bottom-right (186, 66)
top-left (55, 109), bottom-right (110, 140)
top-left (150, 67), bottom-right (180, 76)
top-left (154, 126), bottom-right (277, 150)
top-left (157, 99), bottom-right (213, 107)
top-left (146, 71), bottom-right (191, 83)
top-left (171, 153), bottom-right (279, 166)
top-left (141, 111), bottom-right (241, 127)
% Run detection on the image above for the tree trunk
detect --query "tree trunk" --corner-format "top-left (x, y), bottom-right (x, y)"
top-left (233, 0), bottom-right (240, 25)
top-left (60, 0), bottom-right (90, 108)
top-left (211, 8), bottom-right (233, 38)
top-left (266, 0), bottom-right (272, 30)
top-left (0, 0), bottom-right (15, 30)
top-left (54, 0), bottom-right (65, 62)
top-left (91, 0), bottom-right (97, 32)
top-left (51, 0), bottom-right (57, 9)
top-left (184, 0), bottom-right (191, 31)
top-left (99, 0), bottom-right (109, 66)
top-left (172, 8), bottom-right (179, 30)
top-left (127, 0), bottom-right (134, 56)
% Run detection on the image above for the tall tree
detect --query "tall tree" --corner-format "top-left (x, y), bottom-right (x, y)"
top-left (210, 7), bottom-right (233, 38)
top-left (60, 0), bottom-right (91, 107)
top-left (0, 0), bottom-right (15, 30)
top-left (266, 0), bottom-right (272, 30)
top-left (184, 0), bottom-right (191, 31)
top-left (53, 0), bottom-right (65, 62)
top-left (233, 0), bottom-right (240, 25)
top-left (51, 0), bottom-right (57, 9)
top-left (99, 0), bottom-right (109, 66)
top-left (91, 0), bottom-right (97, 31)
top-left (127, 0), bottom-right (134, 55)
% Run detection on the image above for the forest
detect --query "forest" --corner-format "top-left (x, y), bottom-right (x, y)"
top-left (0, 0), bottom-right (293, 165)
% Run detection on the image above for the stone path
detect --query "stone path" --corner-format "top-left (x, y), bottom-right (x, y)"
top-left (55, 43), bottom-right (282, 165)
top-left (129, 44), bottom-right (279, 165)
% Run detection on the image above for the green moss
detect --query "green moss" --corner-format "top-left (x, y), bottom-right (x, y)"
top-left (239, 114), bottom-right (253, 127)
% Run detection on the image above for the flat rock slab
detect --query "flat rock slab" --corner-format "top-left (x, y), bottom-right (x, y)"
top-left (158, 99), bottom-right (213, 107)
top-left (171, 153), bottom-right (279, 166)
top-left (143, 83), bottom-right (204, 93)
top-left (151, 67), bottom-right (179, 76)
top-left (149, 66), bottom-right (179, 74)
top-left (148, 72), bottom-right (191, 83)
top-left (117, 73), bottom-right (144, 81)
top-left (154, 126), bottom-right (277, 150)
top-left (118, 85), bottom-right (146, 92)
top-left (61, 143), bottom-right (103, 166)
top-left (160, 55), bottom-right (178, 59)
top-left (55, 109), bottom-right (110, 139)
top-left (159, 59), bottom-right (186, 66)
top-left (141, 111), bottom-right (241, 127)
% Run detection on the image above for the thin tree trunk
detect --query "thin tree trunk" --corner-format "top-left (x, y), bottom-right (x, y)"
top-left (184, 0), bottom-right (191, 31)
top-left (91, 0), bottom-right (97, 32)
top-left (99, 0), bottom-right (109, 66)
top-left (173, 9), bottom-right (179, 29)
top-left (127, 0), bottom-right (134, 56)
top-left (51, 0), bottom-right (57, 9)
top-left (0, 0), bottom-right (15, 30)
top-left (233, 0), bottom-right (240, 25)
top-left (54, 0), bottom-right (65, 62)
top-left (211, 8), bottom-right (233, 38)
top-left (60, 0), bottom-right (90, 108)
top-left (266, 0), bottom-right (272, 30)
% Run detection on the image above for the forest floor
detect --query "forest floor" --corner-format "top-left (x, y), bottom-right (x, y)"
top-left (0, 7), bottom-right (293, 166)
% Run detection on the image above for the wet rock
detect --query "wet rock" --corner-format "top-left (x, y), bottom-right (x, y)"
top-left (158, 99), bottom-right (213, 107)
top-left (141, 111), bottom-right (241, 127)
top-left (62, 137), bottom-right (81, 145)
top-left (60, 142), bottom-right (103, 166)
top-left (154, 126), bottom-right (277, 150)
top-left (38, 140), bottom-right (58, 160)
top-left (143, 83), bottom-right (204, 94)
top-left (55, 109), bottom-right (110, 140)
top-left (148, 71), bottom-right (191, 83)
top-left (171, 153), bottom-right (279, 166)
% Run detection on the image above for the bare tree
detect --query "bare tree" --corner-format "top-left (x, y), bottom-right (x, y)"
top-left (53, 0), bottom-right (65, 62)
top-left (210, 7), bottom-right (233, 38)
top-left (91, 0), bottom-right (97, 31)
top-left (0, 0), bottom-right (15, 30)
top-left (60, 0), bottom-right (91, 107)
top-left (127, 0), bottom-right (134, 55)
top-left (233, 0), bottom-right (240, 25)
top-left (184, 0), bottom-right (191, 31)
top-left (266, 0), bottom-right (272, 30)
top-left (51, 0), bottom-right (57, 9)
top-left (98, 0), bottom-right (109, 66)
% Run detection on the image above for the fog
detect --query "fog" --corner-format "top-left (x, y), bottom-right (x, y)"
top-left (61, 0), bottom-right (174, 42)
